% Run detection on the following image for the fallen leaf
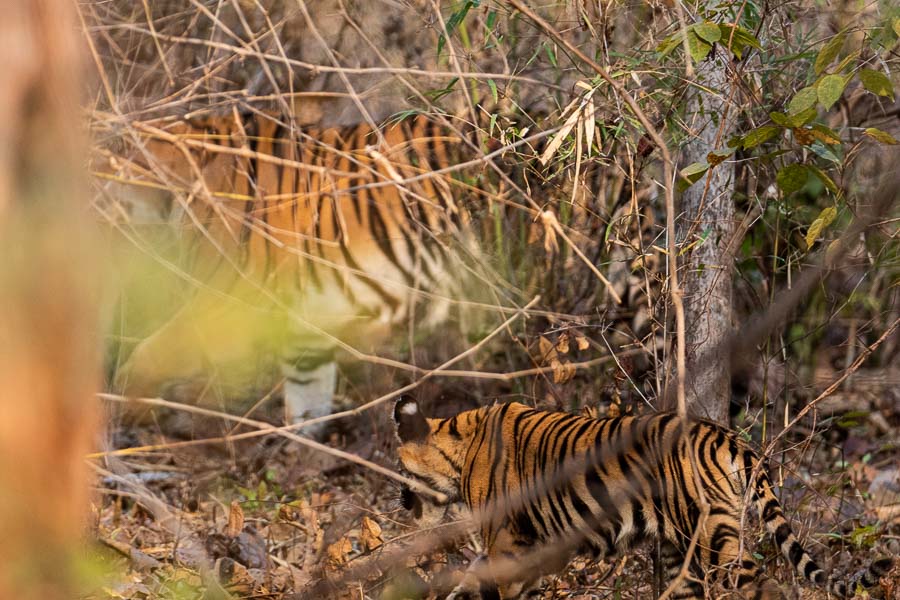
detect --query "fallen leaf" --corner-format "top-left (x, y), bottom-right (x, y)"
top-left (226, 500), bottom-right (244, 538)
top-left (326, 537), bottom-right (353, 570)
top-left (575, 334), bottom-right (590, 351)
top-left (360, 516), bottom-right (383, 552)
top-left (556, 332), bottom-right (570, 355)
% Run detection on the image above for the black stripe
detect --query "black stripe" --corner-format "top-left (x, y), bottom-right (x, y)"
top-left (787, 541), bottom-right (804, 566)
top-left (774, 523), bottom-right (791, 547)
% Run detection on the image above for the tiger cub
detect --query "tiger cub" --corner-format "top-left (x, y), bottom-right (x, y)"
top-left (393, 397), bottom-right (893, 599)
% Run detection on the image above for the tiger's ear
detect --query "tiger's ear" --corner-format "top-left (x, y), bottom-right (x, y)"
top-left (393, 395), bottom-right (429, 443)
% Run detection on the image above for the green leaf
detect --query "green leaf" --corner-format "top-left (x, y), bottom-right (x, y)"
top-left (815, 32), bottom-right (846, 75)
top-left (832, 51), bottom-right (859, 74)
top-left (487, 78), bottom-right (498, 104)
top-left (817, 74), bottom-right (847, 109)
top-left (424, 77), bottom-right (459, 101)
top-left (687, 30), bottom-right (712, 62)
top-left (544, 42), bottom-right (558, 67)
top-left (788, 86), bottom-right (818, 115)
top-left (678, 161), bottom-right (709, 193)
top-left (859, 68), bottom-right (895, 101)
top-left (485, 9), bottom-right (496, 30)
top-left (694, 22), bottom-right (721, 43)
top-left (742, 125), bottom-right (780, 149)
top-left (656, 33), bottom-right (681, 57)
top-left (810, 141), bottom-right (841, 164)
top-left (807, 165), bottom-right (839, 195)
top-left (805, 206), bottom-right (838, 248)
top-left (776, 164), bottom-right (810, 196)
top-left (771, 108), bottom-right (817, 128)
top-left (792, 106), bottom-right (819, 126)
top-left (769, 112), bottom-right (791, 127)
top-left (717, 24), bottom-right (761, 59)
top-left (864, 127), bottom-right (898, 145)
top-left (437, 1), bottom-right (477, 56)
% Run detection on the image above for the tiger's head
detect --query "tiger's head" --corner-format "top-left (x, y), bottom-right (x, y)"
top-left (392, 396), bottom-right (477, 526)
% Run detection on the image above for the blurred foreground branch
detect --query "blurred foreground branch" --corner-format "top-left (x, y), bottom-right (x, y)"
top-left (0, 2), bottom-right (99, 598)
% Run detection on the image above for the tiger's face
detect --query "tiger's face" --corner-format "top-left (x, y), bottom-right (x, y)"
top-left (392, 396), bottom-right (473, 526)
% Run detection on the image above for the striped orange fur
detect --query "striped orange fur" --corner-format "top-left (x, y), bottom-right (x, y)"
top-left (394, 398), bottom-right (893, 599)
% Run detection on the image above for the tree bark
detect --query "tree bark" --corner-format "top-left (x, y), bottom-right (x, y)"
top-left (677, 48), bottom-right (735, 425)
top-left (0, 3), bottom-right (98, 599)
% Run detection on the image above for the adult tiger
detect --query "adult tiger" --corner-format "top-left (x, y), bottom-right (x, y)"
top-left (392, 397), bottom-right (894, 599)
top-left (101, 110), bottom-right (574, 433)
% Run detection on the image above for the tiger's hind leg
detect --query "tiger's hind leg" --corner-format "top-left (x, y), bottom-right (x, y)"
top-left (699, 510), bottom-right (786, 600)
top-left (658, 539), bottom-right (705, 600)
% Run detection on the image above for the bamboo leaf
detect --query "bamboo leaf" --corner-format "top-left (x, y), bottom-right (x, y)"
top-left (539, 102), bottom-right (581, 165)
top-left (583, 99), bottom-right (596, 154)
top-left (487, 78), bottom-right (498, 104)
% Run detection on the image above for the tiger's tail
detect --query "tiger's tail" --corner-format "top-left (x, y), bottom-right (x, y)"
top-left (752, 461), bottom-right (894, 597)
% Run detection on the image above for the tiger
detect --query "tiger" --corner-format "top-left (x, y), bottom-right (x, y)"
top-left (99, 109), bottom-right (612, 433)
top-left (392, 396), bottom-right (895, 599)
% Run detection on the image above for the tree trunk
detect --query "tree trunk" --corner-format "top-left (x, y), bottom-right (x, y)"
top-left (677, 48), bottom-right (735, 425)
top-left (0, 3), bottom-right (98, 599)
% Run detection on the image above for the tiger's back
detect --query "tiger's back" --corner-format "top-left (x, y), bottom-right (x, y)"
top-left (393, 398), bottom-right (894, 599)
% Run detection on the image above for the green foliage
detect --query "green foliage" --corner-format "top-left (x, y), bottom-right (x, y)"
top-left (814, 31), bottom-right (846, 74)
top-left (437, 1), bottom-right (480, 56)
top-left (678, 161), bottom-right (709, 192)
top-left (776, 164), bottom-right (810, 196)
top-left (864, 127), bottom-right (898, 144)
top-left (787, 86), bottom-right (818, 115)
top-left (816, 74), bottom-right (847, 109)
top-left (805, 206), bottom-right (837, 248)
top-left (657, 21), bottom-right (760, 60)
top-left (741, 125), bottom-right (780, 149)
top-left (859, 67), bottom-right (895, 100)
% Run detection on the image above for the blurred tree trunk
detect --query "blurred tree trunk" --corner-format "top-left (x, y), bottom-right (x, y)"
top-left (0, 2), bottom-right (99, 599)
top-left (677, 48), bottom-right (735, 425)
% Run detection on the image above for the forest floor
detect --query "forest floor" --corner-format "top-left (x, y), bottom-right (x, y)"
top-left (88, 368), bottom-right (900, 600)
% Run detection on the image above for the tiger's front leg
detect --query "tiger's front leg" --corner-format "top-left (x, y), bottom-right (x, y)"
top-left (280, 349), bottom-right (336, 438)
top-left (445, 553), bottom-right (542, 600)
top-left (447, 526), bottom-right (553, 600)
